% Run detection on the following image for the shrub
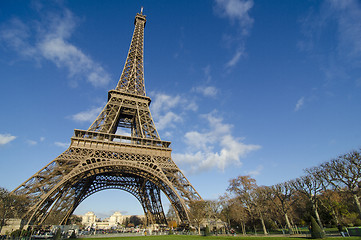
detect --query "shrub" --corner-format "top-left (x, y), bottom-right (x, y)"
top-left (310, 216), bottom-right (325, 239)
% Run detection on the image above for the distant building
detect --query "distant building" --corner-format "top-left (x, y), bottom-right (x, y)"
top-left (82, 212), bottom-right (97, 228)
top-left (81, 211), bottom-right (144, 229)
top-left (109, 211), bottom-right (123, 228)
top-left (0, 219), bottom-right (22, 235)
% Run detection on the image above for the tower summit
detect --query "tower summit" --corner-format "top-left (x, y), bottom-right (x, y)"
top-left (12, 10), bottom-right (201, 227)
top-left (116, 7), bottom-right (147, 96)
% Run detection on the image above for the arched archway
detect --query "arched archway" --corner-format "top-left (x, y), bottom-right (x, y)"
top-left (21, 158), bottom-right (189, 226)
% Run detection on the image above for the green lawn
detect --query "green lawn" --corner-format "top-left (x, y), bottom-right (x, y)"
top-left (77, 235), bottom-right (361, 240)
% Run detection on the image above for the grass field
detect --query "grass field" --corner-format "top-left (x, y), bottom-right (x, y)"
top-left (77, 234), bottom-right (361, 240)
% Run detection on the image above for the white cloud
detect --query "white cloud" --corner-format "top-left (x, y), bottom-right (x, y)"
top-left (214, 0), bottom-right (253, 68)
top-left (215, 0), bottom-right (254, 34)
top-left (203, 65), bottom-right (212, 82)
top-left (0, 134), bottom-right (16, 145)
top-left (173, 112), bottom-right (261, 173)
top-left (226, 46), bottom-right (245, 67)
top-left (298, 0), bottom-right (361, 81)
top-left (115, 128), bottom-right (131, 136)
top-left (0, 18), bottom-right (36, 58)
top-left (294, 97), bottom-right (305, 111)
top-left (151, 93), bottom-right (182, 117)
top-left (70, 107), bottom-right (102, 122)
top-left (150, 92), bottom-right (197, 131)
top-left (328, 0), bottom-right (361, 59)
top-left (156, 112), bottom-right (182, 131)
top-left (54, 142), bottom-right (69, 148)
top-left (247, 165), bottom-right (263, 176)
top-left (192, 65), bottom-right (218, 97)
top-left (26, 140), bottom-right (38, 145)
top-left (193, 86), bottom-right (218, 97)
top-left (0, 7), bottom-right (110, 87)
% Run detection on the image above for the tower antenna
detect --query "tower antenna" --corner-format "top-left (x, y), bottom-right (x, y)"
top-left (141, 6), bottom-right (144, 14)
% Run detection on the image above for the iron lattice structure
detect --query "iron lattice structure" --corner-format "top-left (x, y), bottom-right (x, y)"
top-left (12, 10), bottom-right (201, 226)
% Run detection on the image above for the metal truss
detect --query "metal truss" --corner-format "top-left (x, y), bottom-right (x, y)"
top-left (12, 10), bottom-right (201, 227)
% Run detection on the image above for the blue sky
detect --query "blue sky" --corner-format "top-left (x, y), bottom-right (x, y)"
top-left (1, 0), bottom-right (361, 219)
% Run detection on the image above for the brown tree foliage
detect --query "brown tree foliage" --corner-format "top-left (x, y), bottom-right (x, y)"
top-left (188, 200), bottom-right (208, 235)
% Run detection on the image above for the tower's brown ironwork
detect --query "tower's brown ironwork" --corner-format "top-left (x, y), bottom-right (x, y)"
top-left (12, 9), bottom-right (201, 226)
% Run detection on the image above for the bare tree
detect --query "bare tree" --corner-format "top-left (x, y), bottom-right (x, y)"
top-left (188, 200), bottom-right (207, 235)
top-left (306, 167), bottom-right (342, 225)
top-left (254, 186), bottom-right (270, 234)
top-left (205, 199), bottom-right (221, 230)
top-left (229, 197), bottom-right (249, 235)
top-left (291, 171), bottom-right (324, 229)
top-left (218, 194), bottom-right (232, 232)
top-left (321, 150), bottom-right (361, 219)
top-left (268, 181), bottom-right (296, 234)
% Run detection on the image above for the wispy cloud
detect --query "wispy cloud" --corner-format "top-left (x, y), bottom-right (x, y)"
top-left (0, 5), bottom-right (111, 87)
top-left (328, 0), bottom-right (361, 60)
top-left (294, 97), bottom-right (305, 111)
top-left (298, 0), bottom-right (361, 83)
top-left (26, 140), bottom-right (38, 146)
top-left (193, 86), bottom-right (218, 97)
top-left (247, 165), bottom-right (263, 177)
top-left (214, 0), bottom-right (254, 68)
top-left (26, 136), bottom-right (46, 146)
top-left (54, 142), bottom-right (69, 148)
top-left (203, 65), bottom-right (212, 82)
top-left (0, 134), bottom-right (16, 145)
top-left (70, 106), bottom-right (103, 122)
top-left (214, 0), bottom-right (254, 33)
top-left (226, 45), bottom-right (245, 67)
top-left (192, 65), bottom-right (218, 98)
top-left (173, 112), bottom-right (261, 173)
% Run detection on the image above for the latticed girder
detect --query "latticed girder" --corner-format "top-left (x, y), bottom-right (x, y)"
top-left (12, 148), bottom-right (84, 208)
top-left (13, 139), bottom-right (201, 226)
top-left (88, 91), bottom-right (160, 140)
top-left (41, 173), bottom-right (167, 226)
top-left (116, 13), bottom-right (146, 96)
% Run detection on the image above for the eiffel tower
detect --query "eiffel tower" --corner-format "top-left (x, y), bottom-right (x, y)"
top-left (12, 9), bottom-right (201, 226)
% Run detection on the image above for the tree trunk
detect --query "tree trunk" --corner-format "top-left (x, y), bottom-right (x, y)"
top-left (312, 202), bottom-right (323, 229)
top-left (331, 208), bottom-right (340, 225)
top-left (353, 194), bottom-right (361, 219)
top-left (258, 209), bottom-right (268, 235)
top-left (260, 216), bottom-right (267, 235)
top-left (241, 222), bottom-right (246, 235)
top-left (284, 213), bottom-right (293, 234)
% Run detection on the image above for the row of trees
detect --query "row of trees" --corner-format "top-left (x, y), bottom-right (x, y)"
top-left (183, 148), bottom-right (361, 235)
top-left (2, 148), bottom-right (361, 235)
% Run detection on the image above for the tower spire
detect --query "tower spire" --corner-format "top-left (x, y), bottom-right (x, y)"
top-left (116, 11), bottom-right (147, 96)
